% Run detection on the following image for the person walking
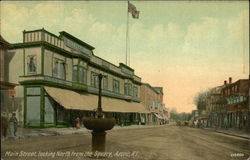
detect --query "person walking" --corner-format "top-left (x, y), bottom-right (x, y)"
top-left (75, 117), bottom-right (80, 129)
top-left (1, 113), bottom-right (8, 139)
top-left (9, 113), bottom-right (18, 136)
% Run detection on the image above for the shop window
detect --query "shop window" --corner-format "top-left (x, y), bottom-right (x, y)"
top-left (26, 87), bottom-right (41, 124)
top-left (27, 55), bottom-right (37, 74)
top-left (57, 106), bottom-right (68, 123)
top-left (44, 96), bottom-right (55, 123)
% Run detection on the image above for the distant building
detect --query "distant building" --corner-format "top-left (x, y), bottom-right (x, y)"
top-left (7, 29), bottom-right (149, 128)
top-left (140, 83), bottom-right (167, 124)
top-left (0, 35), bottom-right (17, 115)
top-left (205, 85), bottom-right (223, 127)
top-left (221, 77), bottom-right (249, 130)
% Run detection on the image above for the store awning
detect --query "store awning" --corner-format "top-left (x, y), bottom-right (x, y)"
top-left (153, 113), bottom-right (164, 119)
top-left (44, 86), bottom-right (150, 113)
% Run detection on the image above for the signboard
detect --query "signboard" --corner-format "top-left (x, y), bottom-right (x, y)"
top-left (65, 38), bottom-right (92, 56)
top-left (8, 89), bottom-right (16, 97)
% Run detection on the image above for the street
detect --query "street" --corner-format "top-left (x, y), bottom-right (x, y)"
top-left (2, 125), bottom-right (250, 160)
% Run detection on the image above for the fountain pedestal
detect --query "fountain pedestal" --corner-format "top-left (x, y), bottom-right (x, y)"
top-left (83, 117), bottom-right (115, 152)
top-left (82, 74), bottom-right (116, 153)
top-left (91, 131), bottom-right (106, 152)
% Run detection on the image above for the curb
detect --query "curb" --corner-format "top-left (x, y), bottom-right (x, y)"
top-left (215, 130), bottom-right (250, 140)
top-left (201, 127), bottom-right (250, 140)
top-left (2, 124), bottom-right (170, 142)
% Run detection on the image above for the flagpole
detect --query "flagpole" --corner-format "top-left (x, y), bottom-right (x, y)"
top-left (126, 1), bottom-right (129, 66)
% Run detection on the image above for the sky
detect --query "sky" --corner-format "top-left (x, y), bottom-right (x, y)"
top-left (1, 1), bottom-right (249, 113)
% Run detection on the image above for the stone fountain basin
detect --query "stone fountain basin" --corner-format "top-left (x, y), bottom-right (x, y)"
top-left (83, 118), bottom-right (116, 132)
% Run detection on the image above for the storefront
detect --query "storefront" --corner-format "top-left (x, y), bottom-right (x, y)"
top-left (24, 86), bottom-right (149, 127)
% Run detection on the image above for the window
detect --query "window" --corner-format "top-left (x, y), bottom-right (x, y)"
top-left (26, 87), bottom-right (41, 124)
top-left (72, 65), bottom-right (86, 84)
top-left (124, 83), bottom-right (132, 96)
top-left (103, 76), bottom-right (108, 90)
top-left (78, 67), bottom-right (86, 84)
top-left (53, 59), bottom-right (66, 79)
top-left (44, 96), bottom-right (55, 123)
top-left (72, 66), bottom-right (78, 82)
top-left (240, 96), bottom-right (243, 102)
top-left (27, 55), bottom-right (37, 74)
top-left (235, 85), bottom-right (239, 92)
top-left (91, 72), bottom-right (99, 88)
top-left (113, 79), bottom-right (120, 93)
top-left (133, 86), bottom-right (138, 97)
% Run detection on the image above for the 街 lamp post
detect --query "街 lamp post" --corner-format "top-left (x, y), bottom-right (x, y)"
top-left (83, 73), bottom-right (115, 153)
top-left (97, 74), bottom-right (104, 118)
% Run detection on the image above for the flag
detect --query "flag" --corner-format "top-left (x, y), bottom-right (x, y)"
top-left (128, 1), bottom-right (139, 19)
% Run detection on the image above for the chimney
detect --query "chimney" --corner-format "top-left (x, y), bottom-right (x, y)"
top-left (229, 77), bottom-right (232, 84)
top-left (224, 80), bottom-right (227, 85)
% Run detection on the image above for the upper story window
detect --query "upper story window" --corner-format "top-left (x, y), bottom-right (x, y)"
top-left (78, 67), bottom-right (86, 84)
top-left (124, 83), bottom-right (132, 96)
top-left (91, 72), bottom-right (99, 88)
top-left (53, 58), bottom-right (66, 79)
top-left (235, 85), bottom-right (239, 92)
top-left (72, 65), bottom-right (86, 84)
top-left (27, 55), bottom-right (37, 74)
top-left (133, 86), bottom-right (138, 98)
top-left (113, 79), bottom-right (120, 93)
top-left (103, 76), bottom-right (108, 90)
top-left (72, 66), bottom-right (78, 82)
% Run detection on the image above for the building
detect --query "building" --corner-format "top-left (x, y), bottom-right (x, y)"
top-left (7, 29), bottom-right (149, 128)
top-left (0, 36), bottom-right (17, 115)
top-left (140, 83), bottom-right (167, 124)
top-left (221, 77), bottom-right (249, 130)
top-left (205, 86), bottom-right (224, 128)
top-left (197, 77), bottom-right (250, 130)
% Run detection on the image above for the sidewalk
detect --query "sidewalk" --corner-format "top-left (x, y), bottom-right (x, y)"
top-left (2, 124), bottom-right (169, 142)
top-left (203, 127), bottom-right (250, 139)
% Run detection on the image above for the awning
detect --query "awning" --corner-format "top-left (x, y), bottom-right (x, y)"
top-left (153, 113), bottom-right (164, 119)
top-left (44, 86), bottom-right (150, 113)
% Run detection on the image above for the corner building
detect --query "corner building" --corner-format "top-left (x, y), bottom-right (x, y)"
top-left (8, 29), bottom-right (149, 128)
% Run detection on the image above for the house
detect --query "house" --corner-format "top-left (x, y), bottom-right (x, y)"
top-left (7, 29), bottom-right (149, 128)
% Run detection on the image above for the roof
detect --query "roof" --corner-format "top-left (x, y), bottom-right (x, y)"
top-left (142, 83), bottom-right (163, 95)
top-left (45, 86), bottom-right (150, 113)
top-left (153, 87), bottom-right (164, 94)
top-left (119, 63), bottom-right (135, 72)
top-left (0, 81), bottom-right (17, 89)
top-left (59, 31), bottom-right (95, 50)
top-left (223, 79), bottom-right (249, 87)
top-left (0, 35), bottom-right (11, 49)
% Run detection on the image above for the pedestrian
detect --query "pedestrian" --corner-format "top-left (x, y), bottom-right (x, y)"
top-left (9, 112), bottom-right (18, 136)
top-left (194, 120), bottom-right (198, 128)
top-left (1, 113), bottom-right (8, 139)
top-left (75, 117), bottom-right (80, 129)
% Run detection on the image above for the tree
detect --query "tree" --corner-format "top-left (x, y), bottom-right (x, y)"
top-left (194, 90), bottom-right (211, 110)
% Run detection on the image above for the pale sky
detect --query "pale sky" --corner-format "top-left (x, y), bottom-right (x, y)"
top-left (1, 1), bottom-right (249, 113)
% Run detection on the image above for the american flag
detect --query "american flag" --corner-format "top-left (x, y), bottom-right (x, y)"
top-left (128, 1), bottom-right (139, 19)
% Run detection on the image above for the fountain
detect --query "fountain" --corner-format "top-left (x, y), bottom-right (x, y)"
top-left (83, 73), bottom-right (116, 152)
